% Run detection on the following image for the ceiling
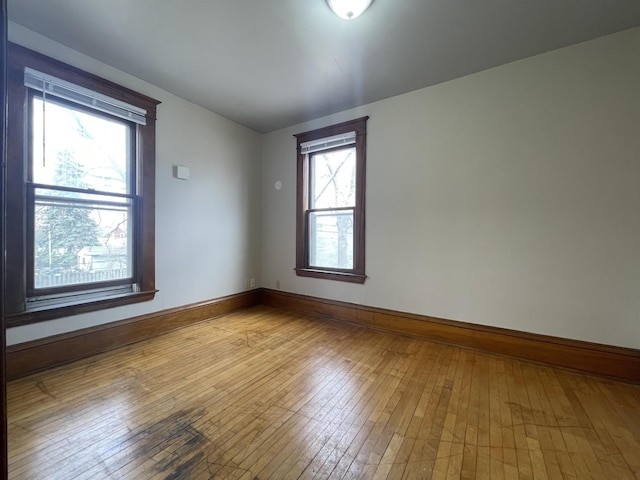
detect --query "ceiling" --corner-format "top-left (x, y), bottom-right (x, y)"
top-left (8, 0), bottom-right (640, 133)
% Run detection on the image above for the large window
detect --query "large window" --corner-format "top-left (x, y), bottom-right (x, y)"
top-left (294, 117), bottom-right (368, 283)
top-left (6, 44), bottom-right (159, 326)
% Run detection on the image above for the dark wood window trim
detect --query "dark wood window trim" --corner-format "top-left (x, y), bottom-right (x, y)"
top-left (5, 43), bottom-right (160, 327)
top-left (1, 0), bottom-right (8, 476)
top-left (294, 117), bottom-right (368, 284)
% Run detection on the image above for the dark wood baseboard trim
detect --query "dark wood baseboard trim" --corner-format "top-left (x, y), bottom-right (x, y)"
top-left (260, 289), bottom-right (640, 383)
top-left (7, 290), bottom-right (261, 380)
top-left (9, 288), bottom-right (640, 383)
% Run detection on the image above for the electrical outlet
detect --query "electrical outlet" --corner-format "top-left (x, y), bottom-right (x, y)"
top-left (245, 279), bottom-right (250, 289)
top-left (250, 278), bottom-right (256, 288)
top-left (276, 280), bottom-right (280, 289)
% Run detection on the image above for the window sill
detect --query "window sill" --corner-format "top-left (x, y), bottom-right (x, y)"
top-left (7, 290), bottom-right (157, 327)
top-left (295, 268), bottom-right (366, 284)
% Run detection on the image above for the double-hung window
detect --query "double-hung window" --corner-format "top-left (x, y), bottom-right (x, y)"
top-left (6, 44), bottom-right (159, 326)
top-left (294, 117), bottom-right (368, 283)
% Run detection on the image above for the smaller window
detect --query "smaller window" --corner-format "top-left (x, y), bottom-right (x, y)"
top-left (294, 117), bottom-right (368, 283)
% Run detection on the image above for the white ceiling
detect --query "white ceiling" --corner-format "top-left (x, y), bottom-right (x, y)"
top-left (8, 0), bottom-right (640, 133)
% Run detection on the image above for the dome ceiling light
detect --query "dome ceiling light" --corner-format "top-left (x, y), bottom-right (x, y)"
top-left (326, 0), bottom-right (374, 20)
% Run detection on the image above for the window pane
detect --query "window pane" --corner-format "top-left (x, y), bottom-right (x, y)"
top-left (34, 190), bottom-right (133, 289)
top-left (309, 209), bottom-right (354, 269)
top-left (310, 147), bottom-right (356, 209)
top-left (32, 97), bottom-right (131, 194)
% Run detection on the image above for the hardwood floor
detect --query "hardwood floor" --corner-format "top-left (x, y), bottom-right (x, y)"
top-left (7, 306), bottom-right (640, 479)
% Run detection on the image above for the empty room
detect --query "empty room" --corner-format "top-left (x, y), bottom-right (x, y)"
top-left (1, 0), bottom-right (640, 479)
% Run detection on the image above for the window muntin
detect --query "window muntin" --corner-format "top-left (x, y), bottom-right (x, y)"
top-left (295, 117), bottom-right (368, 283)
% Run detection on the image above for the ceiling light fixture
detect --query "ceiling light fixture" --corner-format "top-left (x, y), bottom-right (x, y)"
top-left (327, 0), bottom-right (373, 20)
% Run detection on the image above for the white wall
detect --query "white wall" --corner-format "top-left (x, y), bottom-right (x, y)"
top-left (261, 28), bottom-right (640, 349)
top-left (7, 24), bottom-right (262, 345)
top-left (8, 25), bottom-right (640, 350)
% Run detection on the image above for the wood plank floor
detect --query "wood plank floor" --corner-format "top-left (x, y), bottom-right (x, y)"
top-left (7, 306), bottom-right (640, 479)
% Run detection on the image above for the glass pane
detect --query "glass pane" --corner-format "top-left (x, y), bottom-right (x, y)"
top-left (34, 191), bottom-right (133, 289)
top-left (32, 96), bottom-right (131, 194)
top-left (309, 210), bottom-right (354, 269)
top-left (310, 147), bottom-right (356, 209)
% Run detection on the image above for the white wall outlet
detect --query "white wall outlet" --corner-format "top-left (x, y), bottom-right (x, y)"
top-left (276, 280), bottom-right (280, 289)
top-left (250, 278), bottom-right (256, 288)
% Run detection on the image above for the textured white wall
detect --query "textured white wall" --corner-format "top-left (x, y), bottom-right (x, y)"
top-left (7, 24), bottom-right (262, 345)
top-left (261, 28), bottom-right (640, 349)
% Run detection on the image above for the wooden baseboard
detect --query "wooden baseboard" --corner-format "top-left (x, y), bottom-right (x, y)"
top-left (7, 290), bottom-right (261, 380)
top-left (261, 289), bottom-right (640, 383)
top-left (9, 287), bottom-right (640, 383)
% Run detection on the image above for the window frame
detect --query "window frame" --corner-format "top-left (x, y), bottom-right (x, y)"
top-left (26, 93), bottom-right (138, 297)
top-left (5, 43), bottom-right (160, 327)
top-left (294, 116), bottom-right (368, 284)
